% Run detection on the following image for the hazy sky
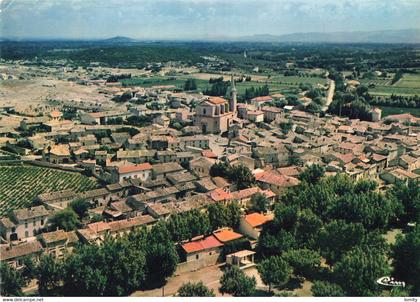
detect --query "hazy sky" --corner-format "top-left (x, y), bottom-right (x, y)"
top-left (1, 0), bottom-right (420, 39)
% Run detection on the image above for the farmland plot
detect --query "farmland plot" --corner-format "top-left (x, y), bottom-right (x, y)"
top-left (0, 164), bottom-right (99, 216)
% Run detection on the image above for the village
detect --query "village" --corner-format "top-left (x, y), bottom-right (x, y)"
top-left (0, 57), bottom-right (419, 297)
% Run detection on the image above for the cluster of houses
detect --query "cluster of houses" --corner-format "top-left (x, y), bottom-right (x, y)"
top-left (1, 75), bottom-right (419, 275)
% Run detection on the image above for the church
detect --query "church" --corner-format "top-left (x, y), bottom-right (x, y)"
top-left (194, 75), bottom-right (237, 134)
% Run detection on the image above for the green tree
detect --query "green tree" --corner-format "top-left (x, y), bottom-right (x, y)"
top-left (207, 202), bottom-right (241, 230)
top-left (219, 266), bottom-right (256, 297)
top-left (62, 236), bottom-right (147, 296)
top-left (295, 209), bottom-right (323, 248)
top-left (299, 164), bottom-right (325, 183)
top-left (145, 222), bottom-right (179, 284)
top-left (48, 208), bottom-right (80, 231)
top-left (184, 78), bottom-right (197, 91)
top-left (388, 179), bottom-right (420, 223)
top-left (166, 214), bottom-right (191, 242)
top-left (228, 164), bottom-right (255, 190)
top-left (69, 198), bottom-right (90, 219)
top-left (334, 247), bottom-right (390, 296)
top-left (257, 226), bottom-right (296, 258)
top-left (209, 162), bottom-right (230, 178)
top-left (317, 220), bottom-right (365, 265)
top-left (0, 262), bottom-right (25, 296)
top-left (273, 203), bottom-right (299, 232)
top-left (21, 256), bottom-right (36, 284)
top-left (258, 256), bottom-right (292, 293)
top-left (311, 281), bottom-right (345, 297)
top-left (392, 225), bottom-right (420, 296)
top-left (62, 244), bottom-right (107, 296)
top-left (36, 254), bottom-right (63, 296)
top-left (226, 202), bottom-right (241, 229)
top-left (283, 249), bottom-right (321, 279)
top-left (331, 191), bottom-right (398, 229)
top-left (251, 193), bottom-right (269, 213)
top-left (178, 281), bottom-right (215, 297)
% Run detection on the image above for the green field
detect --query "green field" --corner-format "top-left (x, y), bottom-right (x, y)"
top-left (0, 164), bottom-right (99, 216)
top-left (121, 74), bottom-right (327, 96)
top-left (364, 74), bottom-right (420, 97)
top-left (379, 106), bottom-right (420, 118)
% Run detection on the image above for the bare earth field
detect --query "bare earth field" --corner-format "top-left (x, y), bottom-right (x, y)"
top-left (0, 78), bottom-right (110, 108)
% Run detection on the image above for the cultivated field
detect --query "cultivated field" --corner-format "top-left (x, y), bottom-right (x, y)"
top-left (362, 74), bottom-right (420, 97)
top-left (0, 164), bottom-right (99, 215)
top-left (121, 73), bottom-right (328, 96)
top-left (379, 106), bottom-right (420, 118)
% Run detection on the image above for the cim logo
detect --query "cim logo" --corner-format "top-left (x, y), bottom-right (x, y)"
top-left (377, 276), bottom-right (406, 288)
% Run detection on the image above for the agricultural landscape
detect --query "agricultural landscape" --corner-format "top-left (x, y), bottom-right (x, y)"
top-left (0, 1), bottom-right (419, 298)
top-left (0, 163), bottom-right (99, 216)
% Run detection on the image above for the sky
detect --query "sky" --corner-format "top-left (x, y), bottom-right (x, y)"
top-left (1, 0), bottom-right (420, 40)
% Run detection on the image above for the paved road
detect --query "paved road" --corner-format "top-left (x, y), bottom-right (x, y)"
top-left (322, 79), bottom-right (335, 112)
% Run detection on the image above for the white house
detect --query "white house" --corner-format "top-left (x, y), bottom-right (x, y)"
top-left (117, 162), bottom-right (153, 183)
top-left (238, 212), bottom-right (274, 239)
top-left (0, 206), bottom-right (50, 241)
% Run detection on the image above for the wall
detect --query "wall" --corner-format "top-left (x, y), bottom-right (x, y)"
top-left (175, 251), bottom-right (220, 275)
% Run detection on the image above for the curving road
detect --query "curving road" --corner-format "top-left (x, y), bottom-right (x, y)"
top-left (322, 79), bottom-right (335, 112)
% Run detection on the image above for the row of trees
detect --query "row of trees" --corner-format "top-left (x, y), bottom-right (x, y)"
top-left (369, 94), bottom-right (420, 108)
top-left (243, 85), bottom-right (270, 100)
top-left (204, 77), bottom-right (230, 96)
top-left (184, 78), bottom-right (197, 91)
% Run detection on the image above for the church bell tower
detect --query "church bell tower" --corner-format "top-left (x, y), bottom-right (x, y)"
top-left (230, 74), bottom-right (237, 113)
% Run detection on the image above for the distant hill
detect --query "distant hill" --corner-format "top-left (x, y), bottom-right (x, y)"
top-left (235, 29), bottom-right (420, 44)
top-left (101, 36), bottom-right (136, 43)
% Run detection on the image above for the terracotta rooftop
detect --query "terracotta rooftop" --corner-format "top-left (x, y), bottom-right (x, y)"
top-left (87, 221), bottom-right (111, 233)
top-left (207, 96), bottom-right (227, 105)
top-left (251, 96), bottom-right (273, 102)
top-left (202, 150), bottom-right (218, 159)
top-left (209, 188), bottom-right (233, 202)
top-left (231, 187), bottom-right (260, 200)
top-left (255, 171), bottom-right (299, 187)
top-left (181, 235), bottom-right (223, 254)
top-left (49, 110), bottom-right (62, 118)
top-left (1, 241), bottom-right (43, 261)
top-left (213, 228), bottom-right (243, 243)
top-left (118, 162), bottom-right (152, 174)
top-left (244, 212), bottom-right (274, 228)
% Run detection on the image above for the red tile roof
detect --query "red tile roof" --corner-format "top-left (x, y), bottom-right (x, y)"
top-left (231, 187), bottom-right (260, 200)
top-left (88, 221), bottom-right (110, 233)
top-left (251, 96), bottom-right (273, 103)
top-left (244, 212), bottom-right (273, 228)
top-left (255, 171), bottom-right (299, 187)
top-left (209, 188), bottom-right (233, 202)
top-left (261, 189), bottom-right (276, 198)
top-left (207, 96), bottom-right (227, 105)
top-left (202, 150), bottom-right (218, 159)
top-left (213, 229), bottom-right (243, 243)
top-left (181, 235), bottom-right (223, 253)
top-left (370, 153), bottom-right (386, 162)
top-left (118, 163), bottom-right (152, 174)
